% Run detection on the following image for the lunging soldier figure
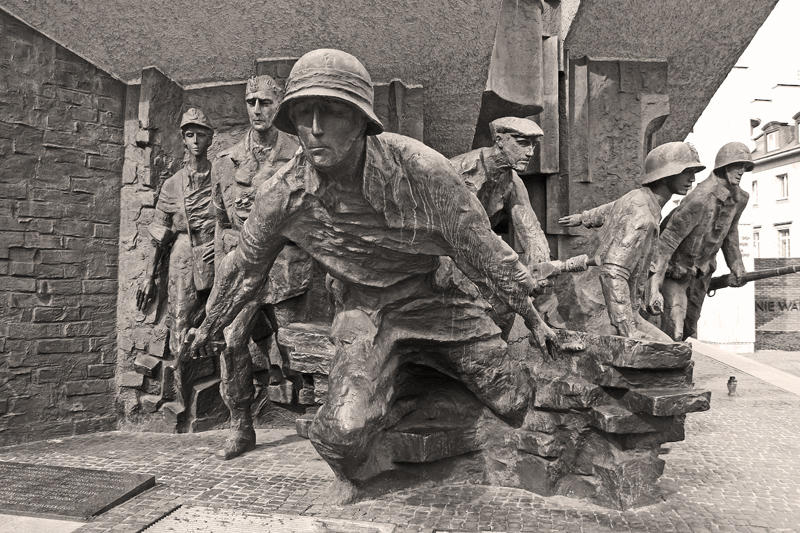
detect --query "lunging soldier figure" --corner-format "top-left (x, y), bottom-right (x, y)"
top-left (189, 49), bottom-right (555, 493)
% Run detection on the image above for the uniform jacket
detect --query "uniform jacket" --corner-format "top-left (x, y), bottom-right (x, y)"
top-left (655, 174), bottom-right (748, 280)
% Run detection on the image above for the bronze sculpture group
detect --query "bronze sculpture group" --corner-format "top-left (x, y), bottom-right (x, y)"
top-left (137, 47), bottom-right (766, 506)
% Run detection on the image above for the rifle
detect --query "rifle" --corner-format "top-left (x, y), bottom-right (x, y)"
top-left (707, 264), bottom-right (800, 295)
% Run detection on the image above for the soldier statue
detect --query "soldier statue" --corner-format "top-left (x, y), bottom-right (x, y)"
top-left (450, 117), bottom-right (553, 337)
top-left (136, 108), bottom-right (216, 407)
top-left (211, 75), bottom-right (303, 459)
top-left (559, 142), bottom-right (704, 340)
top-left (647, 142), bottom-right (753, 341)
top-left (189, 49), bottom-right (555, 497)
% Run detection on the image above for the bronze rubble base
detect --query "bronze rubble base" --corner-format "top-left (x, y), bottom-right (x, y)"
top-left (285, 325), bottom-right (709, 510)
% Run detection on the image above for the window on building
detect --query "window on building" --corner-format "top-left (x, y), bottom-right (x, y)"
top-left (778, 228), bottom-right (791, 258)
top-left (777, 173), bottom-right (789, 200)
top-left (767, 130), bottom-right (779, 151)
top-left (753, 230), bottom-right (760, 258)
top-left (752, 180), bottom-right (758, 205)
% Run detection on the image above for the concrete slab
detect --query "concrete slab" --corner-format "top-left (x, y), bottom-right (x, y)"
top-left (0, 514), bottom-right (84, 533)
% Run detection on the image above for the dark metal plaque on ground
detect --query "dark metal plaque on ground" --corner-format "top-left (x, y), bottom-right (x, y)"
top-left (0, 461), bottom-right (155, 520)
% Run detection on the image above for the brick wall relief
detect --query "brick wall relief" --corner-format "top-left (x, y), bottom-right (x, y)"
top-left (0, 10), bottom-right (125, 445)
top-left (754, 258), bottom-right (800, 351)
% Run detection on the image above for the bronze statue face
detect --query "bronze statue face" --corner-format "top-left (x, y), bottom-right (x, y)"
top-left (723, 162), bottom-right (747, 188)
top-left (289, 97), bottom-right (366, 170)
top-left (496, 133), bottom-right (536, 173)
top-left (246, 90), bottom-right (280, 133)
top-left (664, 168), bottom-right (697, 196)
top-left (182, 125), bottom-right (213, 157)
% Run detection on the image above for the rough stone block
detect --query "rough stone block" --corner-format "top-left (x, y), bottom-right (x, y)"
top-left (74, 415), bottom-right (116, 434)
top-left (277, 322), bottom-right (335, 374)
top-left (133, 354), bottom-right (161, 377)
top-left (190, 378), bottom-right (222, 416)
top-left (268, 381), bottom-right (294, 404)
top-left (37, 338), bottom-right (84, 354)
top-left (87, 364), bottom-right (115, 379)
top-left (622, 388), bottom-right (711, 417)
top-left (555, 330), bottom-right (692, 369)
top-left (388, 427), bottom-right (481, 463)
top-left (295, 412), bottom-right (315, 439)
top-left (589, 405), bottom-right (677, 434)
top-left (119, 372), bottom-right (144, 389)
top-left (65, 379), bottom-right (110, 396)
top-left (139, 394), bottom-right (161, 413)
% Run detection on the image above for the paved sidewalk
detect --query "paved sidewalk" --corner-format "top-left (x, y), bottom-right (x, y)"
top-left (1, 352), bottom-right (799, 532)
top-left (741, 349), bottom-right (800, 379)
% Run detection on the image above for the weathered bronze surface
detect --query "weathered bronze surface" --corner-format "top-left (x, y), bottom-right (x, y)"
top-left (0, 461), bottom-right (155, 520)
top-left (557, 142), bottom-right (704, 341)
top-left (191, 48), bottom-right (554, 501)
top-left (451, 116), bottom-right (554, 336)
top-left (135, 107), bottom-right (217, 419)
top-left (210, 75), bottom-right (305, 459)
top-left (648, 142), bottom-right (754, 341)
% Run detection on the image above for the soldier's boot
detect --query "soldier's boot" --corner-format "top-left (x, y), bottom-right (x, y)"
top-left (217, 408), bottom-right (256, 460)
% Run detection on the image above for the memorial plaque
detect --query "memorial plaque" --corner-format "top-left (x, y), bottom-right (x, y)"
top-left (0, 461), bottom-right (155, 520)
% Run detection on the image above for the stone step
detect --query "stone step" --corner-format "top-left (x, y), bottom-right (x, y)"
top-left (555, 330), bottom-right (692, 369)
top-left (589, 405), bottom-right (677, 434)
top-left (621, 388), bottom-right (711, 416)
top-left (133, 353), bottom-right (161, 377)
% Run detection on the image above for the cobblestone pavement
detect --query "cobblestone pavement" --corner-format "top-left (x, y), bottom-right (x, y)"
top-left (1, 352), bottom-right (799, 532)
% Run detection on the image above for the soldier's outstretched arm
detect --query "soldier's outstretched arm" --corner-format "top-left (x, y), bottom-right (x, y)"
top-left (557, 200), bottom-right (614, 229)
top-left (508, 173), bottom-right (550, 265)
top-left (190, 177), bottom-right (291, 358)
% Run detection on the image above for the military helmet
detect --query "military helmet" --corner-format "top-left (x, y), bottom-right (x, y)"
top-left (714, 141), bottom-right (754, 172)
top-left (490, 116), bottom-right (544, 139)
top-left (272, 48), bottom-right (384, 136)
top-left (180, 107), bottom-right (214, 132)
top-left (640, 142), bottom-right (705, 185)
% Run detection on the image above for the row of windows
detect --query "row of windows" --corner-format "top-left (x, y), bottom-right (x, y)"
top-left (753, 228), bottom-right (791, 258)
top-left (751, 173), bottom-right (789, 204)
top-left (765, 124), bottom-right (800, 152)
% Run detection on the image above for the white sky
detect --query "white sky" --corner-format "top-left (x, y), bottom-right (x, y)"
top-left (686, 0), bottom-right (800, 163)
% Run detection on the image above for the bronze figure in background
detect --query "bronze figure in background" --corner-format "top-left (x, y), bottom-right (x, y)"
top-left (559, 141), bottom-right (705, 340)
top-left (648, 141), bottom-right (753, 341)
top-left (211, 75), bottom-right (303, 459)
top-left (451, 116), bottom-right (553, 337)
top-left (136, 108), bottom-right (216, 410)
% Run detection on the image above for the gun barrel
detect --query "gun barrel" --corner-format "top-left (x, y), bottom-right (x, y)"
top-left (708, 264), bottom-right (800, 291)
